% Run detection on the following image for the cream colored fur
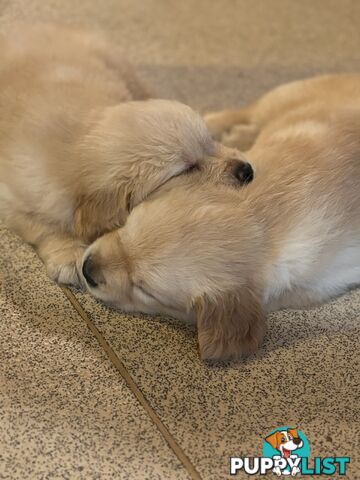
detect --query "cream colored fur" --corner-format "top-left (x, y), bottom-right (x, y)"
top-left (0, 24), bottom-right (248, 284)
top-left (82, 74), bottom-right (360, 360)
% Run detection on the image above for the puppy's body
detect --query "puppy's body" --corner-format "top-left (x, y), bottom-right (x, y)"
top-left (0, 25), bottom-right (249, 284)
top-left (83, 74), bottom-right (360, 359)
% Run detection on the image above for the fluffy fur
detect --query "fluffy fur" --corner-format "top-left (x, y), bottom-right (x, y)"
top-left (81, 74), bottom-right (360, 360)
top-left (0, 24), bottom-right (250, 284)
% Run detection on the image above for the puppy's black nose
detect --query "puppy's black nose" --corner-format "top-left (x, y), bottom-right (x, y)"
top-left (233, 161), bottom-right (254, 185)
top-left (82, 256), bottom-right (98, 288)
top-left (293, 437), bottom-right (302, 445)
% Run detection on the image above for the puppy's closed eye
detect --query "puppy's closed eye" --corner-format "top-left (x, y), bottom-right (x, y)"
top-left (184, 163), bottom-right (200, 174)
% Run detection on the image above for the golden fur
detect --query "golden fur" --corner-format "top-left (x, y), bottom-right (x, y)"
top-left (0, 24), bottom-right (250, 284)
top-left (81, 74), bottom-right (360, 360)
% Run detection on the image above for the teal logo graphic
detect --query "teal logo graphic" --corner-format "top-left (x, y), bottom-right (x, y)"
top-left (262, 427), bottom-right (310, 476)
top-left (230, 426), bottom-right (350, 476)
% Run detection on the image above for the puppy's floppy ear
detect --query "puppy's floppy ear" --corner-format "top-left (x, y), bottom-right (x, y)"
top-left (74, 191), bottom-right (128, 243)
top-left (194, 288), bottom-right (266, 361)
top-left (265, 431), bottom-right (281, 450)
top-left (288, 428), bottom-right (299, 439)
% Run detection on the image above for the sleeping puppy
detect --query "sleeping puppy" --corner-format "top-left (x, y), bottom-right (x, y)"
top-left (79, 74), bottom-right (360, 359)
top-left (0, 24), bottom-right (253, 285)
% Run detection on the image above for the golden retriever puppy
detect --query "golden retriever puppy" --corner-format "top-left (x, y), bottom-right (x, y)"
top-left (79, 74), bottom-right (360, 360)
top-left (0, 24), bottom-right (253, 285)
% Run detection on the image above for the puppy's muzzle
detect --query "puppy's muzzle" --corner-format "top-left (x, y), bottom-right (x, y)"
top-left (233, 161), bottom-right (254, 185)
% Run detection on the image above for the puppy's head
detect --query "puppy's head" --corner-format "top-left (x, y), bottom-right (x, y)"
top-left (265, 429), bottom-right (303, 457)
top-left (79, 185), bottom-right (265, 360)
top-left (74, 99), bottom-right (253, 242)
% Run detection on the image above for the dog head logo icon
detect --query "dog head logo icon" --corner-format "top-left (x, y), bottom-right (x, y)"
top-left (262, 426), bottom-right (310, 476)
top-left (265, 428), bottom-right (303, 459)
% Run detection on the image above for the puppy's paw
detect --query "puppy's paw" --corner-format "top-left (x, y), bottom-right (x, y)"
top-left (221, 124), bottom-right (258, 150)
top-left (46, 260), bottom-right (81, 286)
top-left (291, 466), bottom-right (301, 476)
top-left (272, 467), bottom-right (282, 476)
top-left (204, 111), bottom-right (234, 140)
top-left (44, 247), bottom-right (86, 287)
top-left (205, 111), bottom-right (258, 150)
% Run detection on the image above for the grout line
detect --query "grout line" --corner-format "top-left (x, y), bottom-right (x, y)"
top-left (61, 286), bottom-right (203, 480)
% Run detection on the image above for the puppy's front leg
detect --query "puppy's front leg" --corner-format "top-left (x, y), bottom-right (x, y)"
top-left (9, 213), bottom-right (86, 286)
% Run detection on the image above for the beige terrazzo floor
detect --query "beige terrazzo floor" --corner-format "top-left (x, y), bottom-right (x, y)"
top-left (0, 225), bottom-right (190, 480)
top-left (0, 1), bottom-right (359, 479)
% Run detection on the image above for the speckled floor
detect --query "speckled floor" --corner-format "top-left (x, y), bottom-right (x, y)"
top-left (0, 1), bottom-right (359, 479)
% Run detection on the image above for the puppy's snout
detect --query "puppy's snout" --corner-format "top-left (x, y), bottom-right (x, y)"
top-left (293, 437), bottom-right (302, 446)
top-left (82, 256), bottom-right (98, 288)
top-left (233, 161), bottom-right (254, 185)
